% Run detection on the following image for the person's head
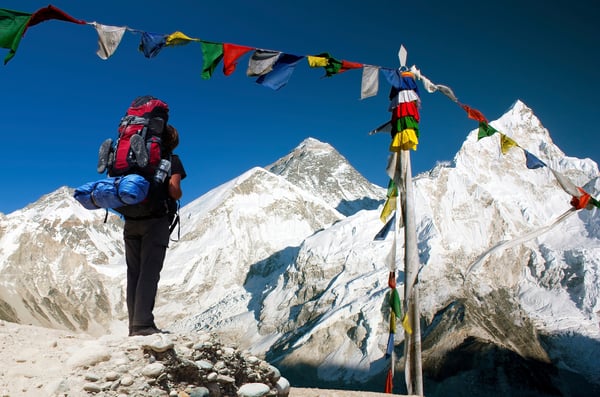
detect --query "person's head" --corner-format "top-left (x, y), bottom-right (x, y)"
top-left (163, 124), bottom-right (179, 152)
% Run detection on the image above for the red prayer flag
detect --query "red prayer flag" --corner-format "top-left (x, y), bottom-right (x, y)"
top-left (395, 101), bottom-right (420, 122)
top-left (26, 5), bottom-right (85, 33)
top-left (384, 368), bottom-right (393, 393)
top-left (388, 271), bottom-right (396, 289)
top-left (570, 187), bottom-right (592, 210)
top-left (340, 60), bottom-right (363, 72)
top-left (460, 103), bottom-right (488, 123)
top-left (223, 43), bottom-right (253, 76)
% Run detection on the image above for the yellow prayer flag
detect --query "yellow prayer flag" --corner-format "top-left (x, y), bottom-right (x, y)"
top-left (389, 129), bottom-right (418, 152)
top-left (166, 31), bottom-right (199, 46)
top-left (402, 313), bottom-right (412, 334)
top-left (500, 133), bottom-right (519, 154)
top-left (307, 55), bottom-right (328, 67)
top-left (380, 195), bottom-right (397, 222)
top-left (390, 311), bottom-right (397, 333)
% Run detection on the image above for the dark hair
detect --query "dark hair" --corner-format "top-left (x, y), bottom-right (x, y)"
top-left (163, 124), bottom-right (179, 152)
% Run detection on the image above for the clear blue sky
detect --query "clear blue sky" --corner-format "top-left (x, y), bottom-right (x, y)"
top-left (1, 0), bottom-right (598, 214)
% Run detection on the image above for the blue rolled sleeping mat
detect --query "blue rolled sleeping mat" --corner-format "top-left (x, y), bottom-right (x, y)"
top-left (74, 174), bottom-right (150, 210)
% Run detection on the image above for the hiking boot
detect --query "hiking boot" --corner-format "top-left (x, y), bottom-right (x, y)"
top-left (129, 134), bottom-right (149, 168)
top-left (97, 138), bottom-right (113, 173)
top-left (129, 326), bottom-right (163, 336)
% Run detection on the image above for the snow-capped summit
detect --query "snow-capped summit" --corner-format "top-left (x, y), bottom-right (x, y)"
top-left (267, 137), bottom-right (385, 216)
top-left (0, 102), bottom-right (599, 396)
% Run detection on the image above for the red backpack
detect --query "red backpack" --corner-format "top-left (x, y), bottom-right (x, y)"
top-left (98, 95), bottom-right (169, 178)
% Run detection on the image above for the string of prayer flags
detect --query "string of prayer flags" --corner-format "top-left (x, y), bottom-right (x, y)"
top-left (408, 66), bottom-right (600, 213)
top-left (0, 5), bottom-right (386, 98)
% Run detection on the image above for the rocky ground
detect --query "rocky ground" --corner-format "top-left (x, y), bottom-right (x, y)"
top-left (0, 320), bottom-right (402, 397)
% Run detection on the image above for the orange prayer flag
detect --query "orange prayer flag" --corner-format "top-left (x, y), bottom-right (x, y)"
top-left (460, 103), bottom-right (488, 123)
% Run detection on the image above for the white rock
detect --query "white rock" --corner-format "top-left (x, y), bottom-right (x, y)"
top-left (142, 362), bottom-right (165, 378)
top-left (237, 383), bottom-right (270, 397)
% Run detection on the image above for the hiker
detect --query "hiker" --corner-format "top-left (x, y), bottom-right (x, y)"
top-left (124, 124), bottom-right (187, 336)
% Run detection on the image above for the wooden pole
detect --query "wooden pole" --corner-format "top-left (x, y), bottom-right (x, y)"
top-left (396, 149), bottom-right (423, 396)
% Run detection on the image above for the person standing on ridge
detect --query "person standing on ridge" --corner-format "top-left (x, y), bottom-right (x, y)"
top-left (124, 124), bottom-right (186, 336)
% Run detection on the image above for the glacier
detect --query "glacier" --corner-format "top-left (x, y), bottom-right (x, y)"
top-left (0, 100), bottom-right (598, 396)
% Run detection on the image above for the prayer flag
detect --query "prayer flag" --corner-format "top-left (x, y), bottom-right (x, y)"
top-left (368, 120), bottom-right (391, 136)
top-left (394, 101), bottom-right (420, 122)
top-left (478, 122), bottom-right (498, 140)
top-left (380, 179), bottom-right (398, 222)
top-left (461, 104), bottom-right (488, 123)
top-left (255, 53), bottom-right (304, 90)
top-left (91, 22), bottom-right (126, 60)
top-left (166, 31), bottom-right (198, 46)
top-left (317, 52), bottom-right (341, 76)
top-left (524, 150), bottom-right (547, 169)
top-left (500, 133), bottom-right (518, 154)
top-left (308, 52), bottom-right (359, 77)
top-left (388, 271), bottom-right (397, 289)
top-left (374, 214), bottom-right (395, 241)
top-left (0, 8), bottom-right (31, 64)
top-left (409, 66), bottom-right (458, 101)
top-left (246, 49), bottom-right (281, 77)
top-left (201, 41), bottom-right (224, 79)
top-left (395, 116), bottom-right (419, 136)
top-left (340, 60), bottom-right (363, 72)
top-left (361, 65), bottom-right (379, 99)
top-left (550, 169), bottom-right (581, 197)
top-left (385, 333), bottom-right (395, 358)
top-left (402, 313), bottom-right (412, 334)
top-left (307, 55), bottom-right (328, 67)
top-left (26, 5), bottom-right (85, 31)
top-left (571, 187), bottom-right (592, 210)
top-left (139, 32), bottom-right (167, 58)
top-left (223, 43), bottom-right (253, 76)
top-left (385, 368), bottom-right (394, 393)
top-left (390, 288), bottom-right (402, 318)
top-left (381, 69), bottom-right (419, 91)
top-left (390, 129), bottom-right (418, 151)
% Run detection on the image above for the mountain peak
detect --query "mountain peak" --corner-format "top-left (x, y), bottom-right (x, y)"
top-left (266, 137), bottom-right (384, 216)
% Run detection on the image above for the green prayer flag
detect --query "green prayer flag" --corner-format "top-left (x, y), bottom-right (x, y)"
top-left (389, 288), bottom-right (402, 318)
top-left (313, 52), bottom-right (343, 77)
top-left (200, 41), bottom-right (224, 80)
top-left (0, 8), bottom-right (32, 65)
top-left (478, 121), bottom-right (498, 140)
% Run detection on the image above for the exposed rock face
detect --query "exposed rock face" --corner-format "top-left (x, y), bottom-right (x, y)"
top-left (1, 102), bottom-right (599, 396)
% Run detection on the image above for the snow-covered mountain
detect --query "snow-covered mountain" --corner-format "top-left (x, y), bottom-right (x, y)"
top-left (0, 100), bottom-right (598, 396)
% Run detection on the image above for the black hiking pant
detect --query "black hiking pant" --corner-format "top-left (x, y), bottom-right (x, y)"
top-left (123, 215), bottom-right (170, 330)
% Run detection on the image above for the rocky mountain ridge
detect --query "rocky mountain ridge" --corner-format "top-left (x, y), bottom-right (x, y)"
top-left (0, 100), bottom-right (599, 396)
